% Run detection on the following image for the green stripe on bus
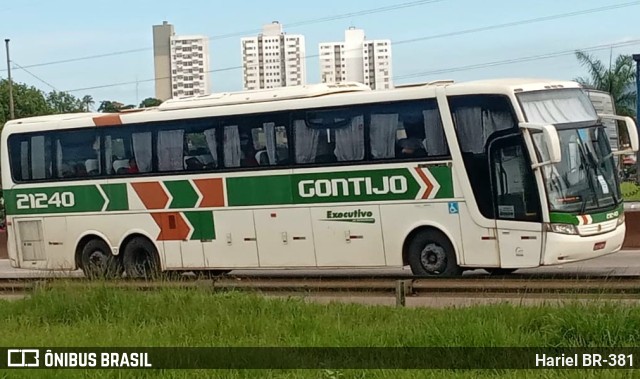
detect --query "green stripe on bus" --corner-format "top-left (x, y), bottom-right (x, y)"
top-left (429, 166), bottom-right (454, 198)
top-left (101, 184), bottom-right (128, 211)
top-left (549, 212), bottom-right (580, 225)
top-left (292, 168), bottom-right (421, 204)
top-left (184, 211), bottom-right (215, 240)
top-left (3, 166), bottom-right (454, 214)
top-left (549, 204), bottom-right (624, 225)
top-left (165, 180), bottom-right (199, 209)
top-left (4, 186), bottom-right (106, 215)
top-left (590, 204), bottom-right (624, 223)
top-left (226, 175), bottom-right (293, 206)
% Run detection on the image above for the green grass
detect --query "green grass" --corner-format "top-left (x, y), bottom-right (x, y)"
top-left (621, 181), bottom-right (640, 202)
top-left (0, 285), bottom-right (639, 378)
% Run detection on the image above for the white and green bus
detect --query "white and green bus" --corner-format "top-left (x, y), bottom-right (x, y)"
top-left (1, 79), bottom-right (637, 278)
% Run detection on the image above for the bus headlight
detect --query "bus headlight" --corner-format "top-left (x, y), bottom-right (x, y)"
top-left (545, 223), bottom-right (578, 235)
top-left (617, 213), bottom-right (625, 226)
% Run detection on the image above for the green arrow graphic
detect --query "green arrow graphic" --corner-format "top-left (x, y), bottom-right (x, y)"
top-left (165, 180), bottom-right (199, 209)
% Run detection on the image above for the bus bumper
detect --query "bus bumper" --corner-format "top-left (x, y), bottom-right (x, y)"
top-left (541, 223), bottom-right (625, 265)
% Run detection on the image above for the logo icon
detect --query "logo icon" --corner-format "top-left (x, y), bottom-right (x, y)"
top-left (7, 349), bottom-right (40, 367)
top-left (448, 202), bottom-right (459, 214)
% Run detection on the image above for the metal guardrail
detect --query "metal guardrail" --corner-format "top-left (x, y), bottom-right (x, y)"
top-left (2, 277), bottom-right (640, 306)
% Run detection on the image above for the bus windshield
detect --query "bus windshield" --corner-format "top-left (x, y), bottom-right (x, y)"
top-left (518, 89), bottom-right (620, 214)
top-left (534, 126), bottom-right (619, 213)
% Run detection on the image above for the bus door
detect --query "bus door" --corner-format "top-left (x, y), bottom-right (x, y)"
top-left (488, 135), bottom-right (543, 268)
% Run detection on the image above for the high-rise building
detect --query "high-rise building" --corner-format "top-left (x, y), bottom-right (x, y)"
top-left (152, 21), bottom-right (175, 101)
top-left (152, 22), bottom-right (211, 100)
top-left (170, 35), bottom-right (210, 98)
top-left (241, 21), bottom-right (306, 90)
top-left (319, 27), bottom-right (393, 90)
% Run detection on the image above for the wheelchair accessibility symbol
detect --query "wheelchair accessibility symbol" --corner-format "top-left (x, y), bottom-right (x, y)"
top-left (448, 202), bottom-right (459, 214)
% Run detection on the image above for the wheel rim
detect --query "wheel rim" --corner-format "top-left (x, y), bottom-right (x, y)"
top-left (87, 250), bottom-right (108, 271)
top-left (419, 242), bottom-right (447, 274)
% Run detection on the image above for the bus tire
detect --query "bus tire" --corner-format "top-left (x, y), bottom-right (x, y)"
top-left (122, 237), bottom-right (161, 279)
top-left (407, 230), bottom-right (461, 277)
top-left (485, 268), bottom-right (517, 276)
top-left (80, 239), bottom-right (123, 279)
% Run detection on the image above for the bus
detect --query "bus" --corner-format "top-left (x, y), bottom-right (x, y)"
top-left (585, 89), bottom-right (637, 172)
top-left (1, 78), bottom-right (637, 278)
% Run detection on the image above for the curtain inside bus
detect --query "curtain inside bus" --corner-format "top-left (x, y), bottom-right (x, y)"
top-left (157, 130), bottom-right (185, 171)
top-left (334, 115), bottom-right (365, 162)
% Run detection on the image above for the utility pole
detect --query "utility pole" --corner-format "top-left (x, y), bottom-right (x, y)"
top-left (4, 39), bottom-right (15, 120)
top-left (634, 54), bottom-right (639, 123)
top-left (633, 54), bottom-right (640, 182)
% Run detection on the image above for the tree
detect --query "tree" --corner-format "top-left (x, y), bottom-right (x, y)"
top-left (574, 50), bottom-right (637, 117)
top-left (46, 90), bottom-right (85, 114)
top-left (82, 95), bottom-right (95, 112)
top-left (0, 79), bottom-right (51, 126)
top-left (139, 97), bottom-right (163, 108)
top-left (97, 100), bottom-right (134, 113)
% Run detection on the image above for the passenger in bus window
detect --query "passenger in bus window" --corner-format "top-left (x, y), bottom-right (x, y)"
top-left (127, 158), bottom-right (139, 174)
top-left (398, 138), bottom-right (426, 157)
top-left (240, 133), bottom-right (258, 167)
top-left (74, 163), bottom-right (87, 177)
top-left (398, 118), bottom-right (427, 158)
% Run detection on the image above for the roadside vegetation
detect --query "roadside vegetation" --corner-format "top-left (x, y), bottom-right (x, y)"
top-left (0, 285), bottom-right (637, 378)
top-left (622, 181), bottom-right (640, 202)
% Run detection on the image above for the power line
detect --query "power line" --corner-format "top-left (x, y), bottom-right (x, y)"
top-left (0, 0), bottom-right (446, 72)
top-left (393, 1), bottom-right (640, 46)
top-left (393, 39), bottom-right (640, 80)
top-left (11, 61), bottom-right (58, 91)
top-left (62, 1), bottom-right (640, 94)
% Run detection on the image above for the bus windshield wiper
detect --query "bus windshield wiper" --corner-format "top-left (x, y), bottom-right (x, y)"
top-left (585, 141), bottom-right (618, 207)
top-left (576, 143), bottom-right (599, 213)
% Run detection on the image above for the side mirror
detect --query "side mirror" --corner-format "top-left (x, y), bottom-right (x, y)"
top-left (520, 122), bottom-right (562, 167)
top-left (598, 113), bottom-right (639, 154)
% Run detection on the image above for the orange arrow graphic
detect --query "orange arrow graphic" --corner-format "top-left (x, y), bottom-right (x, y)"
top-left (132, 182), bottom-right (169, 210)
top-left (414, 167), bottom-right (434, 199)
top-left (193, 178), bottom-right (225, 207)
top-left (151, 212), bottom-right (191, 241)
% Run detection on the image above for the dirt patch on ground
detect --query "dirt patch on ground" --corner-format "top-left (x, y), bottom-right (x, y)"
top-left (0, 231), bottom-right (7, 259)
top-left (623, 211), bottom-right (640, 249)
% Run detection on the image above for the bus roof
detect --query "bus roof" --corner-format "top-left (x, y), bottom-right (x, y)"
top-left (1, 77), bottom-right (584, 134)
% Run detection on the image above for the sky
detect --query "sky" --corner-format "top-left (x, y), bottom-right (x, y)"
top-left (0, 0), bottom-right (639, 108)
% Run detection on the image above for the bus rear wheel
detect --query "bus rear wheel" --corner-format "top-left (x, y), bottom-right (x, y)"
top-left (122, 237), bottom-right (161, 279)
top-left (80, 239), bottom-right (123, 279)
top-left (407, 230), bottom-right (461, 277)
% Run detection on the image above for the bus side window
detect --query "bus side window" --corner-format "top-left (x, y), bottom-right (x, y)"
top-left (184, 129), bottom-right (217, 171)
top-left (369, 100), bottom-right (447, 161)
top-left (54, 131), bottom-right (100, 179)
top-left (251, 122), bottom-right (289, 166)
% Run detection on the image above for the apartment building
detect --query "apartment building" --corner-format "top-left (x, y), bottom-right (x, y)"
top-left (153, 22), bottom-right (211, 100)
top-left (170, 35), bottom-right (210, 98)
top-left (241, 21), bottom-right (306, 90)
top-left (319, 27), bottom-right (393, 90)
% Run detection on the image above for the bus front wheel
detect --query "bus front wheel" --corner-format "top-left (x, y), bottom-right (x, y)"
top-left (407, 230), bottom-right (462, 277)
top-left (80, 239), bottom-right (123, 279)
top-left (122, 237), bottom-right (161, 279)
